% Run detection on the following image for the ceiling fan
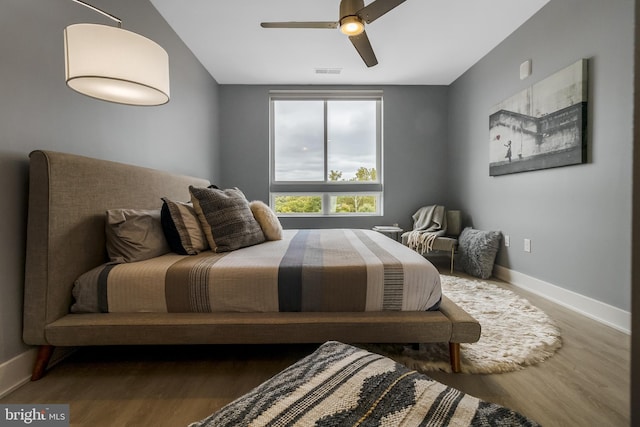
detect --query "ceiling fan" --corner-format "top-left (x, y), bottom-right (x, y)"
top-left (260, 0), bottom-right (407, 67)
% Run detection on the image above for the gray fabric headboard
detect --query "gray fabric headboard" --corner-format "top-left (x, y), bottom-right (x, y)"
top-left (23, 150), bottom-right (211, 345)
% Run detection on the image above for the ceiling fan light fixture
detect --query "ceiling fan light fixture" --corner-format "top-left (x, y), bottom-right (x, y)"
top-left (339, 16), bottom-right (364, 36)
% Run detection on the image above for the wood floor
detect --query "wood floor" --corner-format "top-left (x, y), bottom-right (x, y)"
top-left (2, 263), bottom-right (630, 427)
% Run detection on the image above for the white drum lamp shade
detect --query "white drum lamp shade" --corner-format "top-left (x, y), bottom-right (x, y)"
top-left (64, 23), bottom-right (170, 106)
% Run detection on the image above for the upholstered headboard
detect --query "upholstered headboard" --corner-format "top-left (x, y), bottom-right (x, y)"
top-left (23, 150), bottom-right (211, 345)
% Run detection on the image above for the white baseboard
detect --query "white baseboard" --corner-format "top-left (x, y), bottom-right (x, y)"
top-left (494, 265), bottom-right (631, 334)
top-left (0, 348), bottom-right (37, 399)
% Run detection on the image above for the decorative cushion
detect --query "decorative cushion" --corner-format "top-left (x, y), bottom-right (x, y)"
top-left (249, 200), bottom-right (283, 241)
top-left (105, 209), bottom-right (170, 263)
top-left (457, 227), bottom-right (502, 279)
top-left (189, 186), bottom-right (265, 252)
top-left (189, 341), bottom-right (539, 427)
top-left (161, 197), bottom-right (208, 255)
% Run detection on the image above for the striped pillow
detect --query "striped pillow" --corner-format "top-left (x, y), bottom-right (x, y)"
top-left (189, 186), bottom-right (265, 252)
top-left (161, 198), bottom-right (209, 255)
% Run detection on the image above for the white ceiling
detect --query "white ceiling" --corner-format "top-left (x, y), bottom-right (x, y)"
top-left (149, 0), bottom-right (550, 85)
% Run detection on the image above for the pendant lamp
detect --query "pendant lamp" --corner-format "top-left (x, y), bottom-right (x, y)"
top-left (64, 1), bottom-right (170, 106)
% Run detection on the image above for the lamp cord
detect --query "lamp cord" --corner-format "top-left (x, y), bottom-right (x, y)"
top-left (71, 0), bottom-right (122, 28)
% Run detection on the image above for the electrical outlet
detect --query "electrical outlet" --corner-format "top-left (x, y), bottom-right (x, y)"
top-left (504, 235), bottom-right (510, 247)
top-left (524, 238), bottom-right (531, 253)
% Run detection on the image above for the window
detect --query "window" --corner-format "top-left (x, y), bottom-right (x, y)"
top-left (270, 91), bottom-right (383, 216)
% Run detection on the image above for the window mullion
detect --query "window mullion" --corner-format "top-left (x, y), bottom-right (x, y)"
top-left (377, 99), bottom-right (382, 184)
top-left (323, 99), bottom-right (328, 184)
top-left (323, 100), bottom-right (329, 215)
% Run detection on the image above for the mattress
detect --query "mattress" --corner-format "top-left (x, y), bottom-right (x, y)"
top-left (71, 229), bottom-right (441, 314)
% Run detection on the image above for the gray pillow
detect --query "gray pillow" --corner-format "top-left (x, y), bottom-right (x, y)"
top-left (190, 186), bottom-right (265, 252)
top-left (457, 227), bottom-right (502, 279)
top-left (105, 208), bottom-right (171, 263)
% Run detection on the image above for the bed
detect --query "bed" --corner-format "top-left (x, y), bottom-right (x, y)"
top-left (22, 150), bottom-right (480, 380)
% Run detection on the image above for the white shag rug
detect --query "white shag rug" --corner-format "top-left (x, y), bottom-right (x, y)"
top-left (365, 275), bottom-right (562, 374)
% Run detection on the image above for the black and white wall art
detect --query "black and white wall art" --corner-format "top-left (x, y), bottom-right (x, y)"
top-left (489, 59), bottom-right (588, 176)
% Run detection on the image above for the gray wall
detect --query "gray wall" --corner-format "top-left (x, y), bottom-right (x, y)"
top-left (447, 0), bottom-right (634, 311)
top-left (219, 85), bottom-right (449, 231)
top-left (633, 1), bottom-right (639, 420)
top-left (0, 0), bottom-right (220, 363)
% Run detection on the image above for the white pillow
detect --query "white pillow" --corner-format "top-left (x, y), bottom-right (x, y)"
top-left (250, 201), bottom-right (283, 241)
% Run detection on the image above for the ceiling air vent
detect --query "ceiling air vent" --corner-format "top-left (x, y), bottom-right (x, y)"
top-left (315, 68), bottom-right (342, 75)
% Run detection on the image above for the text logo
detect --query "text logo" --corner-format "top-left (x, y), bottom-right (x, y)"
top-left (1, 405), bottom-right (69, 426)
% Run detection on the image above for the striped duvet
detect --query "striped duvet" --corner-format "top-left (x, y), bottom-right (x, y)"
top-left (71, 229), bottom-right (441, 313)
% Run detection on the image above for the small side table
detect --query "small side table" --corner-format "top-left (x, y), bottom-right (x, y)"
top-left (372, 225), bottom-right (404, 242)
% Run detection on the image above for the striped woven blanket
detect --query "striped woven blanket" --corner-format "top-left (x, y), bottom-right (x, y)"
top-left (71, 229), bottom-right (441, 313)
top-left (189, 341), bottom-right (539, 427)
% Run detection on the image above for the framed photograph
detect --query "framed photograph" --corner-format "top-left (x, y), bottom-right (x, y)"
top-left (489, 59), bottom-right (588, 176)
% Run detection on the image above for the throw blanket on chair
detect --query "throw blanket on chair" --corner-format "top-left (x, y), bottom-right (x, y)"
top-left (406, 205), bottom-right (447, 255)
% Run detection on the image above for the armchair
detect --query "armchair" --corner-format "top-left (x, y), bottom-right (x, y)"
top-left (402, 208), bottom-right (462, 273)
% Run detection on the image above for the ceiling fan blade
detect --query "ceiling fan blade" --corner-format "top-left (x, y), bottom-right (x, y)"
top-left (349, 31), bottom-right (378, 67)
top-left (357, 0), bottom-right (406, 24)
top-left (260, 21), bottom-right (338, 29)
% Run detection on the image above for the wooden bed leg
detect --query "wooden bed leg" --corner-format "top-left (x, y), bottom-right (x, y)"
top-left (449, 342), bottom-right (461, 373)
top-left (31, 345), bottom-right (54, 381)
top-left (450, 246), bottom-right (455, 274)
